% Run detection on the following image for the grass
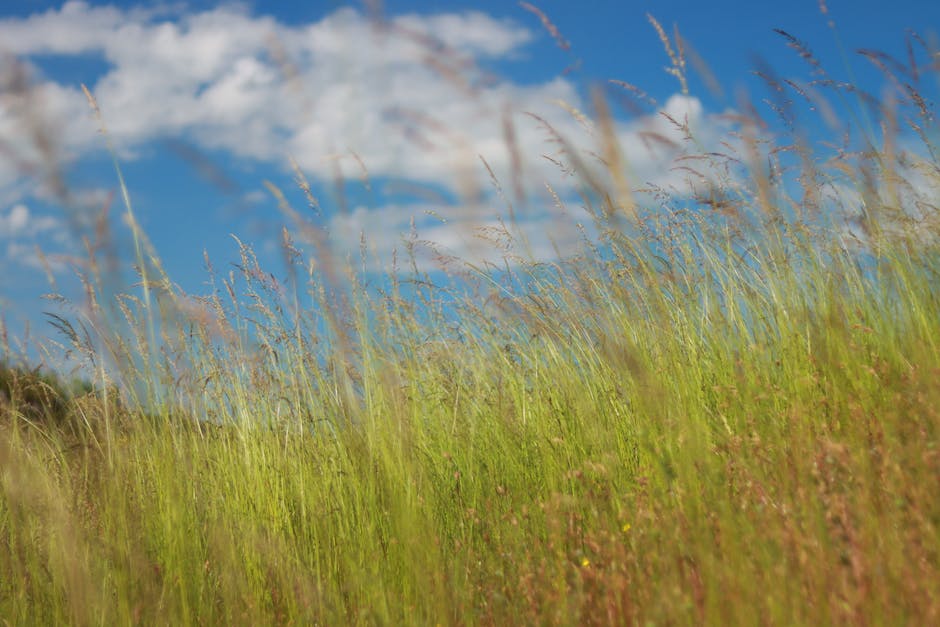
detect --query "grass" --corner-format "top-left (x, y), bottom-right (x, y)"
top-left (2, 9), bottom-right (940, 626)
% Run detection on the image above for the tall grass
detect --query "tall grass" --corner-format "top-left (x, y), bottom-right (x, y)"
top-left (2, 8), bottom-right (939, 625)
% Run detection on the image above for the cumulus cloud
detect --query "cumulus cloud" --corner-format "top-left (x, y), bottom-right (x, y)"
top-left (0, 203), bottom-right (59, 238)
top-left (5, 240), bottom-right (67, 274)
top-left (1, 3), bottom-right (728, 180)
top-left (327, 196), bottom-right (591, 273)
top-left (0, 1), bottom-right (736, 271)
top-left (821, 152), bottom-right (940, 251)
top-left (0, 202), bottom-right (67, 275)
top-left (0, 203), bottom-right (30, 236)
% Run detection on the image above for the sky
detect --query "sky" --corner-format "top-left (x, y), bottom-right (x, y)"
top-left (0, 0), bottom-right (938, 357)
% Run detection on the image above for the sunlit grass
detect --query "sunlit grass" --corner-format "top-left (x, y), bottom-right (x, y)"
top-left (2, 10), bottom-right (939, 626)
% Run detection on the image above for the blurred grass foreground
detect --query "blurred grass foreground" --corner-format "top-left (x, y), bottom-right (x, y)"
top-left (2, 5), bottom-right (940, 625)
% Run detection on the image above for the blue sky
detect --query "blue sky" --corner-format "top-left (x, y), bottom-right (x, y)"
top-left (0, 0), bottom-right (937, 356)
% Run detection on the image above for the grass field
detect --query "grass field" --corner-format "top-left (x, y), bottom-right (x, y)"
top-left (1, 11), bottom-right (939, 626)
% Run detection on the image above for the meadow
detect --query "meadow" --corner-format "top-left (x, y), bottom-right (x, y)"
top-left (1, 10), bottom-right (939, 626)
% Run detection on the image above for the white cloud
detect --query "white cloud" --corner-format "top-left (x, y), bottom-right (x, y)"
top-left (0, 204), bottom-right (29, 235)
top-left (0, 203), bottom-right (59, 238)
top-left (0, 1), bottom-right (128, 56)
top-left (0, 2), bottom-right (738, 269)
top-left (0, 202), bottom-right (68, 275)
top-left (823, 153), bottom-right (940, 250)
top-left (5, 240), bottom-right (64, 273)
top-left (0, 3), bottom-right (728, 184)
top-left (392, 11), bottom-right (533, 57)
top-left (326, 193), bottom-right (591, 273)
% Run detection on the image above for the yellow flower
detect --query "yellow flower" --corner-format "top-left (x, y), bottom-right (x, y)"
top-left (622, 523), bottom-right (632, 533)
top-left (581, 557), bottom-right (590, 567)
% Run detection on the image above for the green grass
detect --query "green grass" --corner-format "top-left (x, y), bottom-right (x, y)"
top-left (2, 16), bottom-right (940, 626)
